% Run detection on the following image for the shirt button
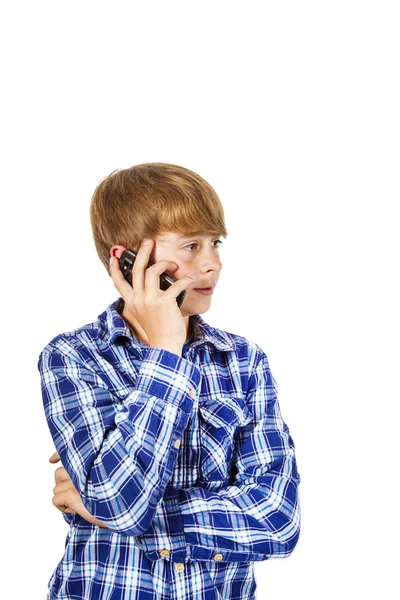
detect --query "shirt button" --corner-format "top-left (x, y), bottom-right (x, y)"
top-left (214, 553), bottom-right (223, 561)
top-left (160, 549), bottom-right (170, 558)
top-left (189, 387), bottom-right (196, 398)
top-left (174, 439), bottom-right (181, 449)
top-left (174, 562), bottom-right (185, 573)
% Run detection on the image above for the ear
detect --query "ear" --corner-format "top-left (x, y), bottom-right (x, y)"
top-left (110, 244), bottom-right (127, 260)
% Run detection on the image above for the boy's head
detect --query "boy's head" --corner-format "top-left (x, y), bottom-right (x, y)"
top-left (89, 162), bottom-right (229, 316)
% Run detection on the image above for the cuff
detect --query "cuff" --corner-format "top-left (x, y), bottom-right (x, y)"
top-left (134, 347), bottom-right (201, 413)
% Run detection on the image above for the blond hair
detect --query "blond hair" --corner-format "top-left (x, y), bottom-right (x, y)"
top-left (90, 162), bottom-right (229, 277)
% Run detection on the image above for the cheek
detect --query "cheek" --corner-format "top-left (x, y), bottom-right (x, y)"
top-left (177, 253), bottom-right (192, 263)
top-left (150, 247), bottom-right (179, 269)
top-left (174, 255), bottom-right (192, 273)
top-left (173, 264), bottom-right (191, 278)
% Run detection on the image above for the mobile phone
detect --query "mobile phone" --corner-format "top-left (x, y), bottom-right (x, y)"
top-left (119, 249), bottom-right (186, 308)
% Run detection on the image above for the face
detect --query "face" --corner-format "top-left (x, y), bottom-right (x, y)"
top-left (112, 231), bottom-right (223, 317)
top-left (148, 231), bottom-right (223, 316)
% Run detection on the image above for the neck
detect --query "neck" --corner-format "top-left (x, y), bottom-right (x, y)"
top-left (185, 320), bottom-right (193, 344)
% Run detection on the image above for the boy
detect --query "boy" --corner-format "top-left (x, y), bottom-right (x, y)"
top-left (38, 162), bottom-right (301, 600)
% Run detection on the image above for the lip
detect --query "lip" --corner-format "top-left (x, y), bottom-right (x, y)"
top-left (194, 287), bottom-right (214, 295)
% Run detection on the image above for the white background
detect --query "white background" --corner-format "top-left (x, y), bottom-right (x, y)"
top-left (1, 1), bottom-right (399, 598)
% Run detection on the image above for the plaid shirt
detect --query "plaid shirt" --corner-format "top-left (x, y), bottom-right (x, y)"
top-left (38, 296), bottom-right (301, 599)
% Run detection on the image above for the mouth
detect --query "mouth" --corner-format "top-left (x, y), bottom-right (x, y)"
top-left (193, 287), bottom-right (214, 295)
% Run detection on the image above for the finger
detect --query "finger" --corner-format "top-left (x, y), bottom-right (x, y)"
top-left (163, 275), bottom-right (197, 300)
top-left (130, 239), bottom-right (155, 296)
top-left (49, 450), bottom-right (60, 463)
top-left (145, 260), bottom-right (179, 296)
top-left (109, 252), bottom-right (139, 300)
top-left (52, 495), bottom-right (76, 514)
top-left (54, 466), bottom-right (70, 484)
top-left (53, 480), bottom-right (75, 495)
top-left (53, 485), bottom-right (82, 514)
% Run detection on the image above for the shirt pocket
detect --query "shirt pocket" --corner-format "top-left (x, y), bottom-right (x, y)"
top-left (198, 395), bottom-right (252, 483)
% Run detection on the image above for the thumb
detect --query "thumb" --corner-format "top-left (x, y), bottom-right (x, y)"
top-left (49, 450), bottom-right (60, 463)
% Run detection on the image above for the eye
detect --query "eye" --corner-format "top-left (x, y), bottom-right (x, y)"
top-left (184, 239), bottom-right (224, 252)
top-left (184, 243), bottom-right (198, 252)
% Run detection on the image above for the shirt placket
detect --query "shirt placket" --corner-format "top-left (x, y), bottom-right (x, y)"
top-left (138, 350), bottom-right (204, 574)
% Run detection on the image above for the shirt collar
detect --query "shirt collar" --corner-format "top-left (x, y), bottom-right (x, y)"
top-left (98, 296), bottom-right (235, 352)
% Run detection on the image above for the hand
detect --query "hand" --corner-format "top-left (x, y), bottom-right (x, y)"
top-left (109, 239), bottom-right (196, 351)
top-left (49, 450), bottom-right (108, 528)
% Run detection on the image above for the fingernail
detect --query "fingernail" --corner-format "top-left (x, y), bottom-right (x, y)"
top-left (142, 239), bottom-right (151, 245)
top-left (110, 257), bottom-right (114, 265)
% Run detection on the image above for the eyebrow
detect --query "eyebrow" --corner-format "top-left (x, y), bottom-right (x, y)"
top-left (175, 234), bottom-right (218, 242)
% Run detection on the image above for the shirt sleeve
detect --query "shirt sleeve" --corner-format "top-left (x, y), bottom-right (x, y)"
top-left (138, 349), bottom-right (301, 563)
top-left (38, 341), bottom-right (201, 536)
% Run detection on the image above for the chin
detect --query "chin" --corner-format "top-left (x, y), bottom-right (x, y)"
top-left (181, 290), bottom-right (213, 313)
top-left (181, 302), bottom-right (211, 317)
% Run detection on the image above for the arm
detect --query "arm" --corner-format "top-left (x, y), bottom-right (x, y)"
top-left (49, 451), bottom-right (109, 528)
top-left (138, 349), bottom-right (301, 563)
top-left (38, 341), bottom-right (200, 536)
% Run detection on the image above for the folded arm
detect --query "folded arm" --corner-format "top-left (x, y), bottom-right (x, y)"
top-left (38, 340), bottom-right (200, 536)
top-left (138, 349), bottom-right (301, 563)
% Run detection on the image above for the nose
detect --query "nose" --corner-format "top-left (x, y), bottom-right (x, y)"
top-left (199, 251), bottom-right (222, 276)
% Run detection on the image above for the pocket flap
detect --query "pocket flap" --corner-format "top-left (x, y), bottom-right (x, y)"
top-left (198, 396), bottom-right (252, 429)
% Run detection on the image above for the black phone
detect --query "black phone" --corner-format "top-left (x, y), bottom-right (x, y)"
top-left (119, 249), bottom-right (186, 308)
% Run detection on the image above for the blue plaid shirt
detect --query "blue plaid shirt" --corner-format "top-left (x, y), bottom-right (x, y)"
top-left (38, 296), bottom-right (301, 599)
